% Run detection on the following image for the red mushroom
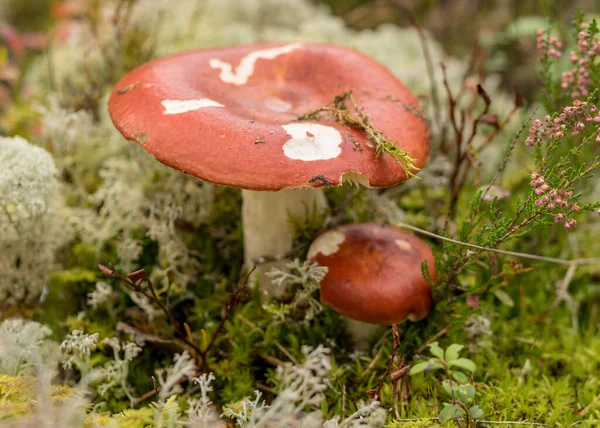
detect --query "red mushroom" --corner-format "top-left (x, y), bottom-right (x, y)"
top-left (307, 223), bottom-right (435, 345)
top-left (108, 43), bottom-right (429, 288)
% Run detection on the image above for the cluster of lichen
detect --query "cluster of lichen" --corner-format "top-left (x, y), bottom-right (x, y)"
top-left (1, 0), bottom-right (600, 427)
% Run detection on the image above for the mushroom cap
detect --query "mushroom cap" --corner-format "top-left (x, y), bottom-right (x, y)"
top-left (108, 43), bottom-right (429, 191)
top-left (307, 222), bottom-right (435, 325)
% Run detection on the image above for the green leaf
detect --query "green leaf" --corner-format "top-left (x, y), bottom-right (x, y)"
top-left (493, 289), bottom-right (514, 307)
top-left (439, 404), bottom-right (462, 423)
top-left (445, 344), bottom-right (464, 362)
top-left (409, 362), bottom-right (430, 375)
top-left (442, 379), bottom-right (454, 397)
top-left (429, 342), bottom-right (445, 360)
top-left (449, 358), bottom-right (477, 373)
top-left (451, 370), bottom-right (468, 383)
top-left (469, 405), bottom-right (484, 419)
top-left (455, 385), bottom-right (476, 404)
top-left (409, 359), bottom-right (444, 375)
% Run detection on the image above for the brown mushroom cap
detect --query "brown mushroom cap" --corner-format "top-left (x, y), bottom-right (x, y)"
top-left (307, 222), bottom-right (435, 325)
top-left (108, 43), bottom-right (429, 191)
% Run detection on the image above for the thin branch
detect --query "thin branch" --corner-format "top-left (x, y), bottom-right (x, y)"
top-left (407, 14), bottom-right (441, 126)
top-left (394, 222), bottom-right (600, 266)
top-left (99, 265), bottom-right (204, 360)
top-left (203, 267), bottom-right (254, 356)
top-left (579, 391), bottom-right (600, 416)
top-left (393, 418), bottom-right (556, 427)
top-left (367, 325), bottom-right (404, 401)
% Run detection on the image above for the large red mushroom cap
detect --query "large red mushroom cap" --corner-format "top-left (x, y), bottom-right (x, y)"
top-left (108, 43), bottom-right (429, 191)
top-left (307, 222), bottom-right (435, 325)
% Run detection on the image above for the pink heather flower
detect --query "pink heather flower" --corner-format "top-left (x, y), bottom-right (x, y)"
top-left (570, 52), bottom-right (577, 63)
top-left (536, 199), bottom-right (545, 207)
top-left (554, 213), bottom-right (565, 223)
top-left (564, 218), bottom-right (577, 230)
top-left (535, 188), bottom-right (545, 195)
top-left (571, 204), bottom-right (580, 212)
top-left (547, 203), bottom-right (556, 210)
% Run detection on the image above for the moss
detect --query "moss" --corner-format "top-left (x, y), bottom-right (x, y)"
top-left (2, 0), bottom-right (600, 426)
top-left (0, 375), bottom-right (80, 421)
top-left (84, 407), bottom-right (155, 428)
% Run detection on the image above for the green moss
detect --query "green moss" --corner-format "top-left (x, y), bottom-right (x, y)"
top-left (84, 407), bottom-right (155, 428)
top-left (0, 375), bottom-right (81, 421)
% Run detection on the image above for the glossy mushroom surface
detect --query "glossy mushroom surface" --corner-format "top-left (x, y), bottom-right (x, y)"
top-left (108, 43), bottom-right (429, 191)
top-left (307, 223), bottom-right (435, 325)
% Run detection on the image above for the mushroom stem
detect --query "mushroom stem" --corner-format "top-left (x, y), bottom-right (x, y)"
top-left (344, 318), bottom-right (383, 350)
top-left (242, 188), bottom-right (327, 293)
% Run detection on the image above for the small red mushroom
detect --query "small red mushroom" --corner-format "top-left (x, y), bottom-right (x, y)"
top-left (108, 43), bottom-right (430, 289)
top-left (307, 223), bottom-right (435, 343)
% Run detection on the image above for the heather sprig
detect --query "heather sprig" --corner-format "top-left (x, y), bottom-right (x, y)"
top-left (536, 28), bottom-right (562, 60)
top-left (524, 94), bottom-right (600, 231)
top-left (562, 21), bottom-right (600, 100)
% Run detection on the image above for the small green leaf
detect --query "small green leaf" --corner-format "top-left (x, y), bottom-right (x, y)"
top-left (451, 370), bottom-right (468, 383)
top-left (429, 342), bottom-right (445, 360)
top-left (409, 362), bottom-right (430, 375)
top-left (493, 289), bottom-right (514, 307)
top-left (427, 359), bottom-right (445, 371)
top-left (439, 404), bottom-right (462, 423)
top-left (445, 344), bottom-right (464, 362)
top-left (409, 359), bottom-right (444, 375)
top-left (455, 385), bottom-right (476, 404)
top-left (449, 358), bottom-right (477, 373)
top-left (469, 405), bottom-right (484, 419)
top-left (442, 379), bottom-right (454, 396)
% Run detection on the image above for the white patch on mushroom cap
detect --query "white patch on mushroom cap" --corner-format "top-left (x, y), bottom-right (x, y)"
top-left (209, 43), bottom-right (302, 86)
top-left (307, 230), bottom-right (346, 260)
top-left (162, 99), bottom-right (224, 114)
top-left (282, 123), bottom-right (342, 161)
top-left (395, 239), bottom-right (412, 251)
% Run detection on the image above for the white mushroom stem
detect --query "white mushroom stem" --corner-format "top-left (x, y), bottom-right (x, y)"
top-left (344, 319), bottom-right (384, 350)
top-left (242, 188), bottom-right (327, 294)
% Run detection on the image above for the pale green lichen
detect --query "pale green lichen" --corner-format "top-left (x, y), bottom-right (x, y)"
top-left (0, 136), bottom-right (71, 304)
